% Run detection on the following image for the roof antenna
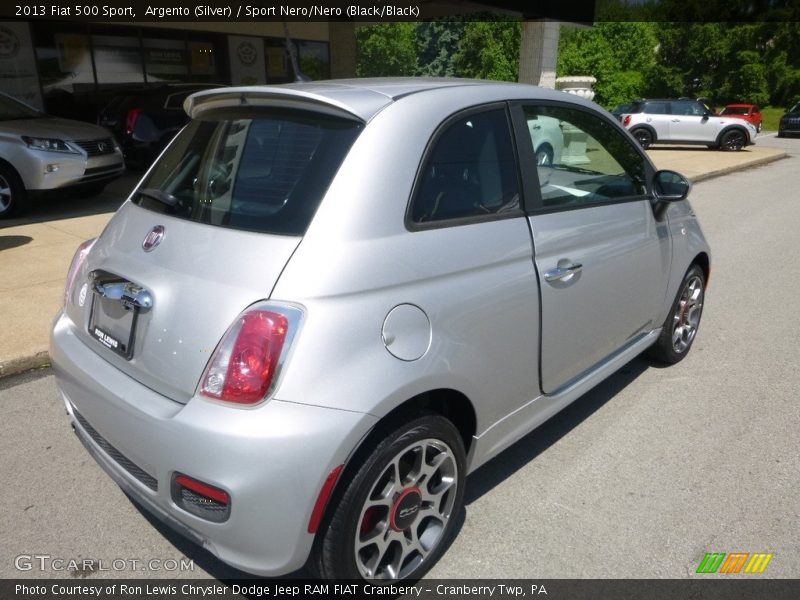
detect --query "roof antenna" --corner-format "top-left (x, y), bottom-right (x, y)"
top-left (283, 21), bottom-right (311, 82)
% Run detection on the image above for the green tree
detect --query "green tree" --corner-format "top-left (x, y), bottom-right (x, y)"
top-left (355, 23), bottom-right (417, 77)
top-left (453, 19), bottom-right (521, 81)
top-left (415, 18), bottom-right (464, 77)
top-left (558, 22), bottom-right (658, 107)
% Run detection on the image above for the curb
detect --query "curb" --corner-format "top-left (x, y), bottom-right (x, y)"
top-left (0, 349), bottom-right (51, 380)
top-left (690, 150), bottom-right (789, 183)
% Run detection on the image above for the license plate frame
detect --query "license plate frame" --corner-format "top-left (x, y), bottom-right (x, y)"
top-left (88, 288), bottom-right (140, 360)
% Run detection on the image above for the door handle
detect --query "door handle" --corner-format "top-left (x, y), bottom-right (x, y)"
top-left (671, 118), bottom-right (680, 122)
top-left (544, 263), bottom-right (583, 282)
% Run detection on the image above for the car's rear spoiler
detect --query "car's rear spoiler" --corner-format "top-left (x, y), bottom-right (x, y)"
top-left (184, 86), bottom-right (390, 122)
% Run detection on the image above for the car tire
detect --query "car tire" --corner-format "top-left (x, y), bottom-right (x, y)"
top-left (0, 163), bottom-right (27, 219)
top-left (646, 264), bottom-right (705, 365)
top-left (720, 129), bottom-right (746, 151)
top-left (777, 131), bottom-right (785, 138)
top-left (535, 143), bottom-right (554, 166)
top-left (311, 413), bottom-right (466, 581)
top-left (631, 128), bottom-right (653, 149)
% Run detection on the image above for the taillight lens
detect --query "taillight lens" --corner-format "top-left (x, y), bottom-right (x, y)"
top-left (125, 108), bottom-right (142, 135)
top-left (623, 115), bottom-right (632, 127)
top-left (200, 304), bottom-right (302, 405)
top-left (63, 238), bottom-right (95, 306)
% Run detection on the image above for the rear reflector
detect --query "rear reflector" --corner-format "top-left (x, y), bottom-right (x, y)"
top-left (308, 465), bottom-right (344, 534)
top-left (172, 473), bottom-right (231, 523)
top-left (175, 474), bottom-right (230, 504)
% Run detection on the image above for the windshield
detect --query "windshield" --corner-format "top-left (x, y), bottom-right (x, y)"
top-left (721, 106), bottom-right (750, 115)
top-left (134, 109), bottom-right (362, 236)
top-left (789, 103), bottom-right (800, 114)
top-left (0, 94), bottom-right (42, 120)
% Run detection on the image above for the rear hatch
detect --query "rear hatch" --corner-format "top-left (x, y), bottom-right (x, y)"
top-left (71, 101), bottom-right (365, 402)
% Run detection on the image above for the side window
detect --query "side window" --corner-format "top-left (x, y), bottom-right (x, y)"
top-left (522, 105), bottom-right (647, 210)
top-left (643, 102), bottom-right (668, 114)
top-left (411, 108), bottom-right (520, 224)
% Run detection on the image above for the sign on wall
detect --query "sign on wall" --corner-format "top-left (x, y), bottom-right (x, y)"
top-left (228, 35), bottom-right (265, 86)
top-left (0, 22), bottom-right (43, 109)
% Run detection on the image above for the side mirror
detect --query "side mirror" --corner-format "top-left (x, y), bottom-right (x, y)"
top-left (653, 169), bottom-right (691, 202)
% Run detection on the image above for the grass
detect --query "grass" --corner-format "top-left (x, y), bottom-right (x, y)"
top-left (761, 106), bottom-right (786, 132)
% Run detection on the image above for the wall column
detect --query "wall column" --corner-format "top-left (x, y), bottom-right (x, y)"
top-left (518, 20), bottom-right (561, 88)
top-left (329, 21), bottom-right (357, 78)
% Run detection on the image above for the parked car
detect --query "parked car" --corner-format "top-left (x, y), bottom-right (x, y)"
top-left (777, 102), bottom-right (800, 137)
top-left (51, 79), bottom-right (710, 581)
top-left (620, 98), bottom-right (757, 150)
top-left (0, 93), bottom-right (124, 218)
top-left (610, 102), bottom-right (635, 121)
top-left (97, 83), bottom-right (224, 169)
top-left (718, 103), bottom-right (763, 132)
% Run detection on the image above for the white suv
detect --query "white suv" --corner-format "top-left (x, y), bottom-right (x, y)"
top-left (621, 99), bottom-right (757, 151)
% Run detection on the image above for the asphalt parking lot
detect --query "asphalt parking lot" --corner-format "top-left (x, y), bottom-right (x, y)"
top-left (1, 135), bottom-right (798, 581)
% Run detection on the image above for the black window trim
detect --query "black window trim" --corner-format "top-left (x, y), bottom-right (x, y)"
top-left (509, 99), bottom-right (656, 216)
top-left (404, 101), bottom-right (526, 232)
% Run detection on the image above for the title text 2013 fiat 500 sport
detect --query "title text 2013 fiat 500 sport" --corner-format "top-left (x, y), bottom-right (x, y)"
top-left (51, 79), bottom-right (710, 581)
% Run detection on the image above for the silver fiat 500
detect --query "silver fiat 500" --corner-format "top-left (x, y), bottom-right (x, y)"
top-left (50, 79), bottom-right (710, 581)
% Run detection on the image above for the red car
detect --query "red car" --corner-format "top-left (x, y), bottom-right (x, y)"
top-left (719, 103), bottom-right (763, 132)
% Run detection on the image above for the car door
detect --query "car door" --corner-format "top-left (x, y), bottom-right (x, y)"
top-left (640, 101), bottom-right (671, 140)
top-left (669, 100), bottom-right (714, 142)
top-left (512, 102), bottom-right (672, 394)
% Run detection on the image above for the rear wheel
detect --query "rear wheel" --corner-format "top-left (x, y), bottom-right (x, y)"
top-left (647, 265), bottom-right (705, 365)
top-left (720, 129), bottom-right (746, 151)
top-left (312, 414), bottom-right (465, 581)
top-left (0, 164), bottom-right (27, 219)
top-left (631, 128), bottom-right (653, 149)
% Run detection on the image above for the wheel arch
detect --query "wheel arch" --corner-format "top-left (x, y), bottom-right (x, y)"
top-left (692, 251), bottom-right (711, 288)
top-left (630, 123), bottom-right (657, 141)
top-left (310, 388), bottom-right (476, 542)
top-left (715, 124), bottom-right (749, 146)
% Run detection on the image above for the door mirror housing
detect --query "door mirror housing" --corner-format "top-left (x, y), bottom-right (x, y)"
top-left (653, 169), bottom-right (691, 202)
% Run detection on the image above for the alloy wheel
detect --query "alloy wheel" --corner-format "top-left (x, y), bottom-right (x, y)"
top-left (671, 274), bottom-right (704, 354)
top-left (354, 438), bottom-right (458, 580)
top-left (0, 175), bottom-right (12, 214)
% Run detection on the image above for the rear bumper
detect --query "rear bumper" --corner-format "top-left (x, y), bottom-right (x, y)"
top-left (50, 311), bottom-right (377, 576)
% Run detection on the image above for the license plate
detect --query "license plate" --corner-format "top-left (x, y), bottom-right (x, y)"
top-left (88, 290), bottom-right (139, 360)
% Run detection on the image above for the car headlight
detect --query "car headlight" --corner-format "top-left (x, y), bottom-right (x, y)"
top-left (22, 136), bottom-right (79, 154)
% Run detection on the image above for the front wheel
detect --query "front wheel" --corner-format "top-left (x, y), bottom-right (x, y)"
top-left (312, 415), bottom-right (466, 581)
top-left (647, 265), bottom-right (705, 364)
top-left (720, 129), bottom-right (746, 151)
top-left (0, 164), bottom-right (27, 219)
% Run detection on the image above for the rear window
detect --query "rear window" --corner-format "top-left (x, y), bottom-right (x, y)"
top-left (133, 109), bottom-right (362, 235)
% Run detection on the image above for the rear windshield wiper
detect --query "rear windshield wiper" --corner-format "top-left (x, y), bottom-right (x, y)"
top-left (135, 188), bottom-right (179, 208)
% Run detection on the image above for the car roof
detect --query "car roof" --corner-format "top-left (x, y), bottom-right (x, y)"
top-left (184, 78), bottom-right (580, 122)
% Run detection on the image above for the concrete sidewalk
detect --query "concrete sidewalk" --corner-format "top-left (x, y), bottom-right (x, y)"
top-left (0, 144), bottom-right (788, 379)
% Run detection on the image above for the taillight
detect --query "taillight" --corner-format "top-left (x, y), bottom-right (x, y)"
top-left (200, 304), bottom-right (302, 405)
top-left (623, 115), bottom-right (632, 127)
top-left (63, 238), bottom-right (95, 306)
top-left (125, 108), bottom-right (142, 135)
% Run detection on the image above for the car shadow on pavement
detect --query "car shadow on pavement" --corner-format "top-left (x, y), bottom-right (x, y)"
top-left (0, 235), bottom-right (32, 250)
top-left (0, 172), bottom-right (139, 228)
top-left (463, 356), bottom-right (651, 505)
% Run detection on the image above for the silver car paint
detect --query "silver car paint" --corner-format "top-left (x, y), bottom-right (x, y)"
top-left (51, 79), bottom-right (710, 576)
top-left (0, 116), bottom-right (124, 190)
